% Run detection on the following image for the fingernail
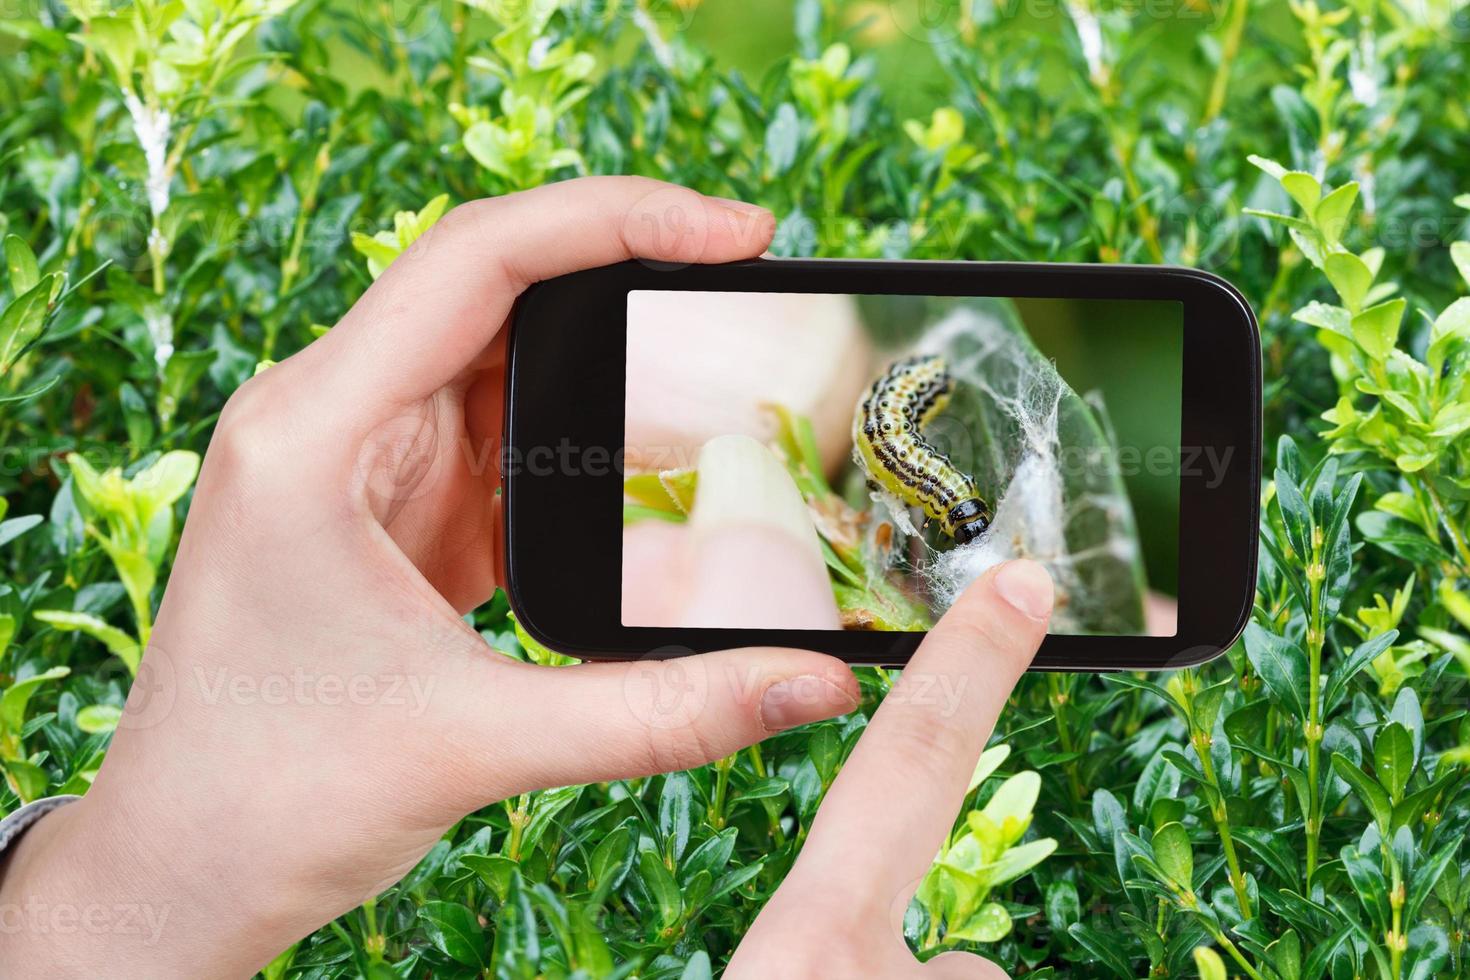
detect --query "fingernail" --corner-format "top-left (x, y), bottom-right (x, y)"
top-left (708, 196), bottom-right (770, 216)
top-left (760, 675), bottom-right (857, 732)
top-left (690, 434), bottom-right (824, 561)
top-left (994, 559), bottom-right (1054, 620)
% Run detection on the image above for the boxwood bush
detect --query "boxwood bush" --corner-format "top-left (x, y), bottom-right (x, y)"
top-left (3, 0), bottom-right (1470, 976)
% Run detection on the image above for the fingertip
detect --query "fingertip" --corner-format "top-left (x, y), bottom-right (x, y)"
top-left (991, 558), bottom-right (1054, 621)
top-left (927, 559), bottom-right (1051, 675)
top-left (704, 196), bottom-right (777, 258)
top-left (680, 526), bottom-right (839, 629)
top-left (758, 664), bottom-right (860, 733)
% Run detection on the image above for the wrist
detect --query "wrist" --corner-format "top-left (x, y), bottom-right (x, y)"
top-left (0, 791), bottom-right (299, 978)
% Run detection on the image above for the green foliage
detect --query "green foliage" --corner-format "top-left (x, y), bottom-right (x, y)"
top-left (916, 746), bottom-right (1059, 947)
top-left (3, 0), bottom-right (1470, 975)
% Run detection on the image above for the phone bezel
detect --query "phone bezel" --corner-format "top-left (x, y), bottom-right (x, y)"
top-left (503, 258), bottom-right (1260, 671)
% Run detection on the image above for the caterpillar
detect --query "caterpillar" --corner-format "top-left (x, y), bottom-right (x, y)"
top-left (852, 354), bottom-right (992, 544)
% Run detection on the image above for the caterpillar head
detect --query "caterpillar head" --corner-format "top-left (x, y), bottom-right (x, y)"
top-left (948, 498), bottom-right (991, 544)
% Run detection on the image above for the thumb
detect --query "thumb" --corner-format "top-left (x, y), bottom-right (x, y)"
top-left (438, 646), bottom-right (859, 805)
top-left (676, 433), bottom-right (841, 630)
top-left (436, 435), bottom-right (855, 802)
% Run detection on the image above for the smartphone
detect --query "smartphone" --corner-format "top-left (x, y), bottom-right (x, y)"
top-left (503, 259), bottom-right (1260, 670)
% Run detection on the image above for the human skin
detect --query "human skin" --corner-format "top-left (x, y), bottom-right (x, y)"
top-left (0, 177), bottom-right (1052, 978)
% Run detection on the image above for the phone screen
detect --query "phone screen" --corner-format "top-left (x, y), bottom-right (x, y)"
top-left (621, 290), bottom-right (1183, 637)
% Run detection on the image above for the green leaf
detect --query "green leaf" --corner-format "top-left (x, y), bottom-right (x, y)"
top-left (1266, 930), bottom-right (1303, 980)
top-left (0, 514), bottom-right (43, 548)
top-left (1293, 300), bottom-right (1351, 334)
top-left (1281, 171), bottom-right (1322, 214)
top-left (521, 784), bottom-right (581, 856)
top-left (1429, 297), bottom-right (1470, 369)
top-left (808, 726), bottom-right (842, 784)
top-left (1092, 786), bottom-right (1126, 841)
top-left (1390, 686), bottom-right (1424, 765)
top-left (638, 849), bottom-right (683, 929)
top-left (1247, 154), bottom-right (1287, 180)
top-left (134, 451), bottom-right (200, 519)
top-left (983, 770), bottom-right (1041, 842)
top-left (1340, 844), bottom-right (1391, 933)
top-left (1408, 836), bottom-right (1460, 923)
top-left (1132, 752), bottom-right (1182, 815)
top-left (1314, 182), bottom-right (1359, 242)
top-left (158, 350), bottom-right (216, 428)
top-left (417, 901), bottom-right (485, 967)
top-left (1068, 923), bottom-right (1137, 979)
top-left (1193, 946), bottom-right (1227, 980)
top-left (679, 951), bottom-right (713, 980)
top-left (461, 853), bottom-right (518, 902)
top-left (2, 759), bottom-right (49, 802)
top-left (988, 837), bottom-right (1056, 886)
top-left (1151, 821), bottom-right (1193, 889)
top-left (588, 820), bottom-right (633, 892)
top-left (729, 776), bottom-right (789, 804)
top-left (1243, 623), bottom-right (1309, 720)
top-left (33, 609), bottom-right (141, 675)
top-left (1451, 241), bottom-right (1470, 289)
top-left (4, 235), bottom-right (39, 295)
top-left (1323, 630), bottom-right (1397, 713)
top-left (1324, 252), bottom-right (1373, 310)
top-left (947, 900), bottom-right (1011, 942)
top-left (75, 703), bottom-right (122, 734)
top-left (0, 275), bottom-right (59, 372)
top-left (968, 743), bottom-right (1010, 793)
top-left (1273, 466), bottom-right (1311, 560)
top-left (1351, 298), bottom-right (1406, 361)
top-left (1, 665), bottom-right (70, 734)
top-left (74, 15), bottom-right (138, 82)
top-left (765, 102), bottom-right (801, 176)
top-left (1433, 297), bottom-right (1470, 344)
top-left (680, 826), bottom-right (736, 885)
top-left (658, 772), bottom-right (694, 862)
top-left (1373, 722), bottom-right (1414, 802)
top-left (1045, 880), bottom-right (1080, 933)
top-left (1331, 753), bottom-right (1392, 831)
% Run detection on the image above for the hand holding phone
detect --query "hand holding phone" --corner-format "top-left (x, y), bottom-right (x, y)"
top-left (0, 179), bottom-right (873, 976)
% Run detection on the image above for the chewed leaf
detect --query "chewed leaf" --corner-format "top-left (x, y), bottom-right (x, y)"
top-left (623, 470), bottom-right (696, 519)
top-left (658, 467), bottom-right (698, 514)
top-left (765, 401), bottom-right (831, 496)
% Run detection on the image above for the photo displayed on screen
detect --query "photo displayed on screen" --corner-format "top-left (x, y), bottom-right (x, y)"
top-left (621, 291), bottom-right (1183, 636)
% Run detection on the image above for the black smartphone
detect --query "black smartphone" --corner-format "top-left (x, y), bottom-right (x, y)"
top-left (503, 259), bottom-right (1260, 670)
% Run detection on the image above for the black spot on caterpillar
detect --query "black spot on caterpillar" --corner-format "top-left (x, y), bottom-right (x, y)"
top-left (852, 354), bottom-right (992, 544)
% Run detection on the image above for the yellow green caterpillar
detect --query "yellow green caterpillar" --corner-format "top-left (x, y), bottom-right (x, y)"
top-left (852, 354), bottom-right (992, 544)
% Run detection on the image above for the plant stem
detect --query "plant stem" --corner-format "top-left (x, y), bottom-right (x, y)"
top-left (748, 744), bottom-right (786, 846)
top-left (709, 753), bottom-right (734, 830)
top-left (1216, 929), bottom-right (1266, 980)
top-left (506, 794), bottom-right (530, 860)
top-left (1304, 527), bottom-right (1326, 890)
top-left (1390, 875), bottom-right (1405, 980)
top-left (1202, 0), bottom-right (1250, 124)
top-left (1047, 673), bottom-right (1086, 804)
top-left (1424, 479), bottom-right (1470, 574)
top-left (1108, 122), bottom-right (1165, 263)
top-left (1194, 728), bottom-right (1253, 919)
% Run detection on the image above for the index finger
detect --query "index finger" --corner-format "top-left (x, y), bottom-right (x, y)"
top-left (311, 176), bottom-right (775, 405)
top-left (791, 559), bottom-right (1053, 905)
